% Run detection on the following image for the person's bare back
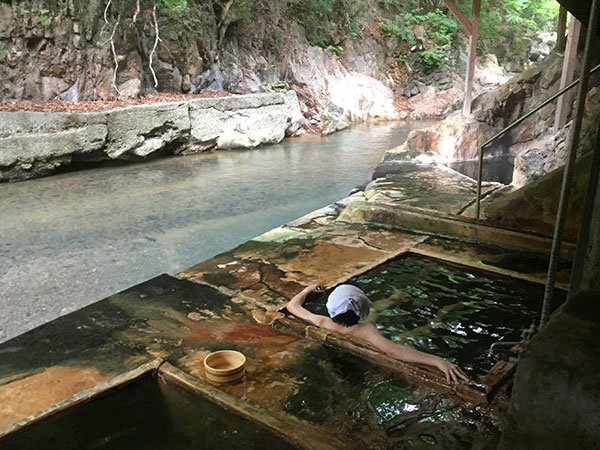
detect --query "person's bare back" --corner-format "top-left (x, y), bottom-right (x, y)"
top-left (286, 284), bottom-right (470, 384)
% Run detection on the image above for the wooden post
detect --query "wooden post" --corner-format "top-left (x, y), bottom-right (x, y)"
top-left (462, 0), bottom-right (481, 117)
top-left (557, 6), bottom-right (568, 52)
top-left (443, 0), bottom-right (481, 117)
top-left (554, 16), bottom-right (582, 131)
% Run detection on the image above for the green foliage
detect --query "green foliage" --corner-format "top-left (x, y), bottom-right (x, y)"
top-left (156, 0), bottom-right (188, 19)
top-left (20, 7), bottom-right (54, 27)
top-left (39, 9), bottom-right (52, 27)
top-left (454, 0), bottom-right (559, 54)
top-left (380, 8), bottom-right (457, 68)
top-left (20, 9), bottom-right (31, 25)
top-left (0, 48), bottom-right (8, 60)
top-left (327, 44), bottom-right (343, 58)
top-left (290, 0), bottom-right (367, 46)
top-left (349, 18), bottom-right (363, 40)
top-left (380, 18), bottom-right (415, 44)
top-left (304, 0), bottom-right (334, 17)
top-left (421, 47), bottom-right (443, 67)
top-left (309, 39), bottom-right (327, 48)
top-left (425, 9), bottom-right (458, 42)
top-left (226, 0), bottom-right (256, 23)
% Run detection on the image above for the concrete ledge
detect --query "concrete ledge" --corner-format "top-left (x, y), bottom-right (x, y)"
top-left (337, 200), bottom-right (576, 259)
top-left (0, 92), bottom-right (301, 182)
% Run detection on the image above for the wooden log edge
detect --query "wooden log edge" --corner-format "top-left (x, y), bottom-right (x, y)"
top-left (276, 316), bottom-right (487, 405)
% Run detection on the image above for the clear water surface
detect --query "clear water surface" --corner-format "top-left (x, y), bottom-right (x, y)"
top-left (0, 121), bottom-right (434, 342)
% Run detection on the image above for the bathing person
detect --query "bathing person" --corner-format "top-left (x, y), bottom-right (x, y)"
top-left (285, 284), bottom-right (470, 384)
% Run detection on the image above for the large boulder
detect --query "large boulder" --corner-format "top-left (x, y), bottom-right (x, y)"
top-left (0, 111), bottom-right (107, 181)
top-left (485, 152), bottom-right (590, 240)
top-left (382, 111), bottom-right (497, 163)
top-left (512, 86), bottom-right (600, 186)
top-left (187, 93), bottom-right (291, 150)
top-left (320, 101), bottom-right (349, 136)
top-left (105, 102), bottom-right (190, 159)
top-left (0, 92), bottom-right (304, 181)
top-left (285, 90), bottom-right (304, 136)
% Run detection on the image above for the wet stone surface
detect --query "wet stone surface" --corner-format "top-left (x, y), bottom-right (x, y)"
top-left (415, 237), bottom-right (572, 287)
top-left (0, 269), bottom-right (502, 449)
top-left (0, 274), bottom-right (251, 428)
top-left (365, 164), bottom-right (498, 215)
top-left (0, 274), bottom-right (232, 381)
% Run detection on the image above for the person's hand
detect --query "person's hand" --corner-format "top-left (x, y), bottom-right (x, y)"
top-left (435, 358), bottom-right (470, 384)
top-left (305, 284), bottom-right (323, 294)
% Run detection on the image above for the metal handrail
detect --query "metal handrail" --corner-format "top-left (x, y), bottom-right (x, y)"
top-left (474, 61), bottom-right (600, 219)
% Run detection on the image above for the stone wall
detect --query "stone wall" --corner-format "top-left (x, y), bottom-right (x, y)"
top-left (0, 91), bottom-right (302, 182)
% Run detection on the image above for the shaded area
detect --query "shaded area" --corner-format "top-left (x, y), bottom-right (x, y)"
top-left (306, 254), bottom-right (565, 379)
top-left (0, 274), bottom-right (230, 379)
top-left (416, 237), bottom-right (572, 286)
top-left (1, 376), bottom-right (298, 450)
top-left (445, 155), bottom-right (515, 185)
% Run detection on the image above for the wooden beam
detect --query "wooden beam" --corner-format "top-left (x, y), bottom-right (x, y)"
top-left (554, 16), bottom-right (582, 131)
top-left (462, 0), bottom-right (481, 117)
top-left (557, 6), bottom-right (568, 52)
top-left (442, 0), bottom-right (473, 35)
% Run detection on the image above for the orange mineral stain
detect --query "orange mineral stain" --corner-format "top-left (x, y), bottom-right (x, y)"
top-left (0, 366), bottom-right (113, 428)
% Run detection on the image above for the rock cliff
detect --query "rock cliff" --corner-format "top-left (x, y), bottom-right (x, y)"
top-left (0, 0), bottom-right (508, 135)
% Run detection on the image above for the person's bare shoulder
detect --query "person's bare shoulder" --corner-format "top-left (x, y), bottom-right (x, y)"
top-left (345, 322), bottom-right (380, 340)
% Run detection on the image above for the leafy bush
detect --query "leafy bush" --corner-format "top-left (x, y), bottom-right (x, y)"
top-left (40, 9), bottom-right (52, 27)
top-left (454, 0), bottom-right (559, 54)
top-left (380, 8), bottom-right (457, 68)
top-left (349, 18), bottom-right (363, 40)
top-left (290, 0), bottom-right (367, 45)
top-left (380, 18), bottom-right (415, 44)
top-left (327, 44), bottom-right (344, 58)
top-left (0, 48), bottom-right (8, 59)
top-left (421, 47), bottom-right (443, 67)
top-left (156, 0), bottom-right (188, 18)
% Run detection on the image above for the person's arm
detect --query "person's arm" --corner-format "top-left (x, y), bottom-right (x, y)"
top-left (286, 285), bottom-right (330, 327)
top-left (356, 323), bottom-right (470, 384)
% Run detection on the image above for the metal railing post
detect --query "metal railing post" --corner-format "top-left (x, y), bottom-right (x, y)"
top-left (540, 0), bottom-right (600, 327)
top-left (474, 61), bottom-right (600, 219)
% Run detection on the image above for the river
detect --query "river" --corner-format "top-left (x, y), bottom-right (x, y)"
top-left (0, 120), bottom-right (434, 342)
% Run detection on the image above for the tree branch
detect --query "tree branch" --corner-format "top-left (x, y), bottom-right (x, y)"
top-left (99, 0), bottom-right (122, 96)
top-left (132, 0), bottom-right (140, 23)
top-left (149, 3), bottom-right (161, 88)
top-left (109, 14), bottom-right (122, 96)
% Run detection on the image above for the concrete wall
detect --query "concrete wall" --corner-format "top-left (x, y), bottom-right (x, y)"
top-left (0, 91), bottom-right (303, 182)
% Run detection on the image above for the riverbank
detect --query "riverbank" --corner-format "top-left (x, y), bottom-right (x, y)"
top-left (0, 91), bottom-right (305, 182)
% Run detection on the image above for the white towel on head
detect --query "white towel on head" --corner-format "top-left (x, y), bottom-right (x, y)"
top-left (326, 284), bottom-right (372, 320)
